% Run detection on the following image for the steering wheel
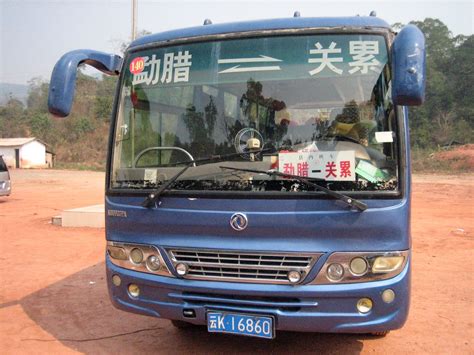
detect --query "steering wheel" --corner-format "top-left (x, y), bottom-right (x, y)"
top-left (133, 147), bottom-right (195, 168)
top-left (234, 128), bottom-right (264, 159)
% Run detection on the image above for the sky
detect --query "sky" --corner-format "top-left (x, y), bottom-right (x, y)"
top-left (1, 0), bottom-right (473, 86)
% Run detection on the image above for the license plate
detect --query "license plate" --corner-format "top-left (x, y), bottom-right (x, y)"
top-left (207, 312), bottom-right (274, 339)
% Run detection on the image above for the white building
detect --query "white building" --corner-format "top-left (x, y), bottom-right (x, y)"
top-left (0, 138), bottom-right (54, 168)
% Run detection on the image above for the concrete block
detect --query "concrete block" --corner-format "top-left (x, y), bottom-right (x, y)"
top-left (51, 215), bottom-right (62, 226)
top-left (61, 204), bottom-right (105, 228)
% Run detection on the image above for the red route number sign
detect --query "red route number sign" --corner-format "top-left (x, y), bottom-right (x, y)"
top-left (130, 57), bottom-right (145, 74)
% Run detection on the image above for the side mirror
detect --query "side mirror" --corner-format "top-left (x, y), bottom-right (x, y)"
top-left (391, 25), bottom-right (426, 106)
top-left (48, 50), bottom-right (123, 117)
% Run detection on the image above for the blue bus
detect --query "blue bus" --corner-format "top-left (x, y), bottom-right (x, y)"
top-left (48, 14), bottom-right (425, 339)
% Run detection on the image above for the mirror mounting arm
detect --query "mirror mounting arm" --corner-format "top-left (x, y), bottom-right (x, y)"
top-left (48, 50), bottom-right (123, 117)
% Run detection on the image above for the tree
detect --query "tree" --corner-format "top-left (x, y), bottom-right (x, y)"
top-left (27, 77), bottom-right (49, 113)
top-left (448, 36), bottom-right (474, 123)
top-left (0, 98), bottom-right (29, 138)
top-left (410, 18), bottom-right (454, 68)
top-left (119, 29), bottom-right (152, 54)
top-left (95, 75), bottom-right (117, 121)
top-left (400, 19), bottom-right (474, 147)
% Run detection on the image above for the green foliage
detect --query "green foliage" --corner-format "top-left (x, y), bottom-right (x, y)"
top-left (26, 77), bottom-right (49, 113)
top-left (410, 19), bottom-right (454, 66)
top-left (94, 75), bottom-right (117, 121)
top-left (73, 116), bottom-right (95, 135)
top-left (29, 113), bottom-right (52, 137)
top-left (0, 71), bottom-right (115, 169)
top-left (0, 98), bottom-right (29, 137)
top-left (183, 97), bottom-right (218, 158)
top-left (403, 18), bottom-right (474, 148)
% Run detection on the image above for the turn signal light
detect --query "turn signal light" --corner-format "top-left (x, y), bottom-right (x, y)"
top-left (372, 256), bottom-right (404, 273)
top-left (382, 289), bottom-right (395, 303)
top-left (107, 246), bottom-right (127, 260)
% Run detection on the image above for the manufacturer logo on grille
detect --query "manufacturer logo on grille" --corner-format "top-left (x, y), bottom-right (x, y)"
top-left (230, 213), bottom-right (248, 231)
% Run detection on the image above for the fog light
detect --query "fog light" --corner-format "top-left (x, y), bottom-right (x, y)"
top-left (176, 263), bottom-right (188, 276)
top-left (128, 283), bottom-right (140, 297)
top-left (146, 255), bottom-right (161, 271)
top-left (287, 270), bottom-right (302, 284)
top-left (112, 274), bottom-right (121, 286)
top-left (357, 298), bottom-right (373, 313)
top-left (327, 263), bottom-right (344, 281)
top-left (372, 256), bottom-right (404, 273)
top-left (382, 289), bottom-right (395, 303)
top-left (107, 246), bottom-right (127, 260)
top-left (350, 257), bottom-right (368, 275)
top-left (130, 248), bottom-right (144, 264)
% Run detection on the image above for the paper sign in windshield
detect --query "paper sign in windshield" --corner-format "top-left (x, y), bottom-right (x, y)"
top-left (278, 151), bottom-right (355, 181)
top-left (375, 131), bottom-right (394, 143)
top-left (144, 169), bottom-right (157, 183)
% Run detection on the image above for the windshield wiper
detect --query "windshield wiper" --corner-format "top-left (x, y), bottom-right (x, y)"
top-left (219, 166), bottom-right (367, 212)
top-left (142, 149), bottom-right (267, 208)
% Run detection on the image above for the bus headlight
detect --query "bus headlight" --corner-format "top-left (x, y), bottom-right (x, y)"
top-left (146, 255), bottom-right (161, 271)
top-left (287, 270), bottom-right (302, 284)
top-left (130, 248), bottom-right (144, 264)
top-left (107, 241), bottom-right (173, 277)
top-left (327, 263), bottom-right (344, 281)
top-left (350, 257), bottom-right (368, 275)
top-left (312, 251), bottom-right (408, 284)
top-left (372, 256), bottom-right (404, 273)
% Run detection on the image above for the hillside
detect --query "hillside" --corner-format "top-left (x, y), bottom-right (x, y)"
top-left (0, 83), bottom-right (28, 105)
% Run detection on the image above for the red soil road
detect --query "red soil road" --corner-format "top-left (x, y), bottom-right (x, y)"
top-left (0, 169), bottom-right (472, 354)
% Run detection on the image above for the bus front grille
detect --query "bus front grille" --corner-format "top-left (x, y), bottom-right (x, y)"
top-left (166, 248), bottom-right (322, 284)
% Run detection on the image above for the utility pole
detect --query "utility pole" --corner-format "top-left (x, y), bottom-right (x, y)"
top-left (131, 0), bottom-right (137, 41)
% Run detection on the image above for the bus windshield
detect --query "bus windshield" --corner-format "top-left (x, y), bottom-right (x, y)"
top-left (111, 34), bottom-right (399, 194)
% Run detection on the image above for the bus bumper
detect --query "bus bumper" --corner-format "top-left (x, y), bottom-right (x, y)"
top-left (106, 256), bottom-right (410, 334)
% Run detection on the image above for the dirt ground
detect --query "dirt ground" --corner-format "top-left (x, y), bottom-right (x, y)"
top-left (433, 144), bottom-right (474, 171)
top-left (0, 169), bottom-right (472, 354)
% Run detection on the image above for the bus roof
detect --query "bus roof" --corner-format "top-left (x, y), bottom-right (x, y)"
top-left (129, 16), bottom-right (391, 49)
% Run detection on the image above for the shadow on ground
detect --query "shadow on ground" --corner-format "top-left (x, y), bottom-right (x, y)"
top-left (18, 263), bottom-right (366, 354)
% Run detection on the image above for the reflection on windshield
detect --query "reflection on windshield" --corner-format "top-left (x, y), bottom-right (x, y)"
top-left (112, 34), bottom-right (398, 193)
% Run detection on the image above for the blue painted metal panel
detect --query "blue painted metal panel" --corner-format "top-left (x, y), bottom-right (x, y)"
top-left (106, 196), bottom-right (410, 253)
top-left (129, 16), bottom-right (391, 49)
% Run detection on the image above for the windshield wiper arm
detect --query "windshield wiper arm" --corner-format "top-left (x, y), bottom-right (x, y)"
top-left (142, 149), bottom-right (268, 208)
top-left (219, 166), bottom-right (367, 212)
